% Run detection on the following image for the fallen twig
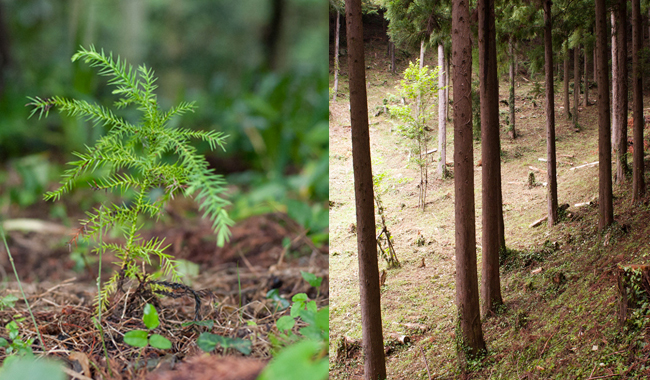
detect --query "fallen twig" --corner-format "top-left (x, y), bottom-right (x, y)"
top-left (570, 161), bottom-right (599, 171)
top-left (420, 346), bottom-right (432, 380)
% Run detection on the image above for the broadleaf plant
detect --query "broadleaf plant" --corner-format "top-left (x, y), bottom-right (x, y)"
top-left (27, 45), bottom-right (234, 307)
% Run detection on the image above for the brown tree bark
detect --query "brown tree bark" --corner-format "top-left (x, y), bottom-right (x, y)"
top-left (584, 45), bottom-right (589, 107)
top-left (574, 44), bottom-right (580, 125)
top-left (612, 10), bottom-right (619, 152)
top-left (509, 35), bottom-right (516, 139)
top-left (633, 0), bottom-right (646, 201)
top-left (544, 0), bottom-right (558, 226)
top-left (564, 50), bottom-right (570, 119)
top-left (478, 0), bottom-right (503, 317)
top-left (345, 0), bottom-right (386, 378)
top-left (452, 0), bottom-right (486, 365)
top-left (390, 41), bottom-right (396, 74)
top-left (438, 43), bottom-right (447, 178)
top-left (615, 0), bottom-right (629, 184)
top-left (333, 8), bottom-right (341, 101)
top-left (596, 0), bottom-right (614, 229)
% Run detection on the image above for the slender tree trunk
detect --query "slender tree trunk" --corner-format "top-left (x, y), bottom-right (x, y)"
top-left (544, 0), bottom-right (558, 226)
top-left (479, 0), bottom-right (503, 317)
top-left (633, 0), bottom-right (646, 201)
top-left (596, 0), bottom-right (614, 230)
top-left (390, 41), bottom-right (396, 74)
top-left (438, 43), bottom-right (447, 178)
top-left (446, 50), bottom-right (450, 121)
top-left (584, 45), bottom-right (589, 107)
top-left (612, 10), bottom-right (619, 151)
top-left (509, 35), bottom-right (516, 139)
top-left (452, 0), bottom-right (486, 366)
top-left (615, 0), bottom-right (629, 184)
top-left (333, 9), bottom-right (341, 101)
top-left (420, 40), bottom-right (426, 67)
top-left (564, 50), bottom-right (570, 119)
top-left (593, 41), bottom-right (597, 86)
top-left (345, 0), bottom-right (386, 377)
top-left (574, 44), bottom-right (580, 125)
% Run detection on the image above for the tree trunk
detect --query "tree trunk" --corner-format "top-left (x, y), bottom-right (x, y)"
top-left (584, 45), bottom-right (589, 107)
top-left (452, 0), bottom-right (486, 366)
top-left (544, 0), bottom-right (558, 226)
top-left (446, 49), bottom-right (450, 121)
top-left (593, 41), bottom-right (597, 86)
top-left (509, 35), bottom-right (516, 139)
top-left (612, 10), bottom-right (619, 152)
top-left (345, 0), bottom-right (386, 378)
top-left (615, 0), bottom-right (629, 184)
top-left (574, 44), bottom-right (580, 125)
top-left (390, 41), bottom-right (396, 74)
top-left (0, 1), bottom-right (11, 96)
top-left (420, 40), bottom-right (426, 67)
top-left (438, 43), bottom-right (447, 178)
top-left (564, 50), bottom-right (570, 119)
top-left (633, 0), bottom-right (646, 201)
top-left (333, 9), bottom-right (341, 101)
top-left (479, 0), bottom-right (503, 317)
top-left (596, 0), bottom-right (614, 230)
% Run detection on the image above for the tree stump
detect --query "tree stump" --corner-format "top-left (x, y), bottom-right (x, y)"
top-left (617, 264), bottom-right (650, 326)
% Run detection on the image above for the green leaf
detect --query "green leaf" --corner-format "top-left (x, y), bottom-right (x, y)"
top-left (276, 315), bottom-right (295, 332)
top-left (196, 332), bottom-right (219, 352)
top-left (266, 289), bottom-right (290, 310)
top-left (124, 330), bottom-right (149, 347)
top-left (7, 320), bottom-right (19, 340)
top-left (143, 303), bottom-right (160, 330)
top-left (257, 339), bottom-right (328, 380)
top-left (1, 294), bottom-right (19, 309)
top-left (0, 356), bottom-right (66, 380)
top-left (291, 293), bottom-right (308, 303)
top-left (196, 332), bottom-right (252, 355)
top-left (149, 334), bottom-right (172, 349)
top-left (300, 271), bottom-right (322, 288)
top-left (0, 337), bottom-right (8, 347)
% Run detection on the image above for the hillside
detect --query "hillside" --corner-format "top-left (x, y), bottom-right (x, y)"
top-left (329, 39), bottom-right (650, 379)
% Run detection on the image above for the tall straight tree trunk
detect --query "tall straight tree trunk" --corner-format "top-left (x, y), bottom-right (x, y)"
top-left (612, 10), bottom-right (619, 151)
top-left (332, 9), bottom-right (341, 101)
top-left (452, 0), bottom-right (486, 366)
top-left (564, 51), bottom-right (570, 119)
top-left (509, 35), bottom-right (516, 139)
top-left (345, 0), bottom-right (386, 378)
top-left (596, 0), bottom-right (614, 230)
top-left (446, 51), bottom-right (450, 121)
top-left (633, 0), bottom-right (646, 201)
top-left (574, 44), bottom-right (580, 125)
top-left (615, 0), bottom-right (629, 184)
top-left (544, 0), bottom-right (558, 226)
top-left (390, 41), bottom-right (396, 74)
top-left (593, 42), bottom-right (597, 85)
top-left (479, 0), bottom-right (503, 317)
top-left (584, 45), bottom-right (590, 106)
top-left (438, 43), bottom-right (447, 178)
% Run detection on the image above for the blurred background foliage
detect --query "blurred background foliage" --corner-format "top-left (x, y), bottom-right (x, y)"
top-left (0, 0), bottom-right (328, 244)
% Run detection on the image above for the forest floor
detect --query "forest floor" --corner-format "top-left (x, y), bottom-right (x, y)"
top-left (329, 40), bottom-right (650, 379)
top-left (0, 192), bottom-right (328, 379)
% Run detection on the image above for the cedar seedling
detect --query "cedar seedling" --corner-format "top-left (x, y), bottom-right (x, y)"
top-left (123, 303), bottom-right (171, 350)
top-left (27, 46), bottom-right (234, 307)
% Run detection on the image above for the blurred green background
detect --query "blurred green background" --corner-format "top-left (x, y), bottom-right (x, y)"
top-left (0, 0), bottom-right (328, 245)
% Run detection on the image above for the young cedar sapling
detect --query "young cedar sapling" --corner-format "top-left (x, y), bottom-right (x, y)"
top-left (27, 45), bottom-right (234, 308)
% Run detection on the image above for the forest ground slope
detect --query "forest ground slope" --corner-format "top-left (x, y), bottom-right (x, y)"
top-left (329, 41), bottom-right (650, 379)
